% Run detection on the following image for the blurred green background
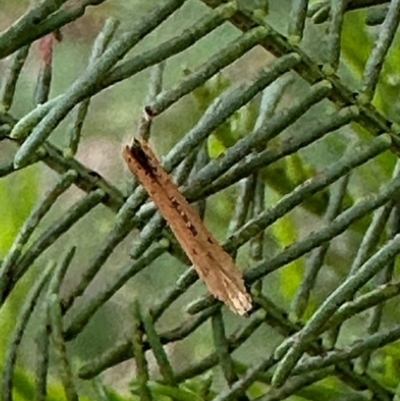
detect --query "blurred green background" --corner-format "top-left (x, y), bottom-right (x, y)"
top-left (2, 1), bottom-right (400, 400)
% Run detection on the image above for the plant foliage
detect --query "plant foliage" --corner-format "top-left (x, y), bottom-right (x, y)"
top-left (1, 0), bottom-right (400, 400)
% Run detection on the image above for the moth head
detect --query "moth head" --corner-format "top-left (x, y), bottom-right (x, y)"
top-left (125, 140), bottom-right (156, 176)
top-left (131, 138), bottom-right (141, 148)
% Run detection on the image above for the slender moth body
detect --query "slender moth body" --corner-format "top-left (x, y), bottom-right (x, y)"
top-left (123, 138), bottom-right (252, 315)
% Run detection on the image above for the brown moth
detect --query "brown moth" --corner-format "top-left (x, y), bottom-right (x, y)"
top-left (123, 138), bottom-right (252, 315)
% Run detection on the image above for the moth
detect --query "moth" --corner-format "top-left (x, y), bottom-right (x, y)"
top-left (123, 138), bottom-right (252, 315)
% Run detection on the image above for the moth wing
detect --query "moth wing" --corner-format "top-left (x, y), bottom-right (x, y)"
top-left (191, 239), bottom-right (252, 315)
